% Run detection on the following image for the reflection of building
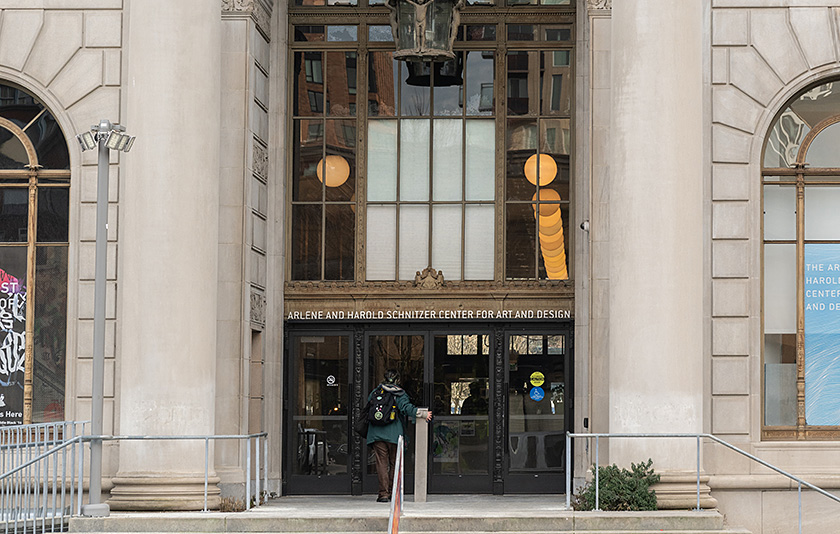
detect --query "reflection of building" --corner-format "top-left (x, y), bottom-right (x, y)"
top-left (1, 1), bottom-right (839, 531)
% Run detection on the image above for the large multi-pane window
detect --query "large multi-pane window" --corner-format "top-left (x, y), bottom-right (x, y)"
top-left (762, 79), bottom-right (840, 439)
top-left (289, 1), bottom-right (573, 283)
top-left (0, 83), bottom-right (69, 425)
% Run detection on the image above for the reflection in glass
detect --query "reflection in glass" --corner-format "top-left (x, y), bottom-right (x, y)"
top-left (542, 52), bottom-right (570, 115)
top-left (465, 51), bottom-right (494, 116)
top-left (33, 246), bottom-right (67, 422)
top-left (0, 128), bottom-right (28, 169)
top-left (324, 205), bottom-right (355, 280)
top-left (806, 122), bottom-right (840, 168)
top-left (291, 204), bottom-right (322, 280)
top-left (326, 52), bottom-right (357, 117)
top-left (507, 51), bottom-right (531, 115)
top-left (368, 52), bottom-right (398, 117)
top-left (507, 119), bottom-right (538, 201)
top-left (25, 112), bottom-right (69, 170)
top-left (432, 56), bottom-right (464, 116)
top-left (294, 52), bottom-right (324, 116)
top-left (0, 188), bottom-right (28, 243)
top-left (293, 119), bottom-right (324, 201)
top-left (401, 61), bottom-right (430, 116)
top-left (399, 205), bottom-right (429, 279)
top-left (292, 336), bottom-right (349, 477)
top-left (369, 26), bottom-right (393, 42)
top-left (538, 206), bottom-right (569, 280)
top-left (327, 25), bottom-right (358, 42)
top-left (805, 187), bottom-right (840, 240)
top-left (432, 333), bottom-right (489, 476)
top-left (37, 188), bottom-right (69, 243)
top-left (508, 334), bottom-right (565, 472)
top-left (366, 205), bottom-right (396, 280)
top-left (506, 203), bottom-right (536, 279)
top-left (325, 119), bottom-right (356, 201)
top-left (463, 25), bottom-right (496, 41)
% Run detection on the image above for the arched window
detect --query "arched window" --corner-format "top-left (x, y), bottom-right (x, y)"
top-left (0, 83), bottom-right (70, 425)
top-left (762, 79), bottom-right (840, 439)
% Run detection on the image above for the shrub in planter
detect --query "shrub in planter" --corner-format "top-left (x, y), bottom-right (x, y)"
top-left (571, 458), bottom-right (660, 511)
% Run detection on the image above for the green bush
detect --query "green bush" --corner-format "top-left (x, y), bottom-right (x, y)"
top-left (571, 459), bottom-right (660, 511)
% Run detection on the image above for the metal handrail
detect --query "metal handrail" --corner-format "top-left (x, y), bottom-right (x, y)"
top-left (84, 433), bottom-right (270, 512)
top-left (565, 432), bottom-right (840, 534)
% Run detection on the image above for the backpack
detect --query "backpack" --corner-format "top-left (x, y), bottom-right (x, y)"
top-left (368, 386), bottom-right (397, 426)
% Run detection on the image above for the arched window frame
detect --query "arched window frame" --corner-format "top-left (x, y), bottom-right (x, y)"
top-left (762, 80), bottom-right (840, 440)
top-left (0, 86), bottom-right (70, 425)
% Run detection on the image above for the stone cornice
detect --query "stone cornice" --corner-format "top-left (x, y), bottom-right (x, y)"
top-left (222, 0), bottom-right (272, 40)
top-left (587, 0), bottom-right (611, 9)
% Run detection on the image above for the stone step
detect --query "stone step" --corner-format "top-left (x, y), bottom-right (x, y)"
top-left (69, 510), bottom-right (745, 534)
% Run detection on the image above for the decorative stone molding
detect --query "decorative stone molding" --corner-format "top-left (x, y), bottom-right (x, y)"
top-left (587, 0), bottom-right (611, 9)
top-left (414, 267), bottom-right (445, 289)
top-left (222, 0), bottom-right (272, 40)
top-left (253, 142), bottom-right (268, 180)
top-left (250, 288), bottom-right (266, 327)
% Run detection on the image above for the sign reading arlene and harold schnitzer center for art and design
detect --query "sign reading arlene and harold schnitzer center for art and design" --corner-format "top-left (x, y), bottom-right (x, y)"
top-left (804, 244), bottom-right (840, 426)
top-left (286, 309), bottom-right (572, 321)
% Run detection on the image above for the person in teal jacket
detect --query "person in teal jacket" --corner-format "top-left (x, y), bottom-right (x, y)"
top-left (367, 369), bottom-right (432, 502)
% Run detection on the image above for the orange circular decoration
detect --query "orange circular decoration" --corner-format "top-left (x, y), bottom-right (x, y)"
top-left (532, 189), bottom-right (562, 216)
top-left (523, 154), bottom-right (557, 186)
top-left (316, 155), bottom-right (351, 187)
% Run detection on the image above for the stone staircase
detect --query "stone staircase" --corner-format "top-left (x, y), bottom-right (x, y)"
top-left (68, 496), bottom-right (752, 534)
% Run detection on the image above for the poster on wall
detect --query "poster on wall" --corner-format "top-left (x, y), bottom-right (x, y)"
top-left (0, 268), bottom-right (25, 426)
top-left (803, 244), bottom-right (840, 426)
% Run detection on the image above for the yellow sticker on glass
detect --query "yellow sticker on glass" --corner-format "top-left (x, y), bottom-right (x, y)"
top-left (530, 371), bottom-right (545, 387)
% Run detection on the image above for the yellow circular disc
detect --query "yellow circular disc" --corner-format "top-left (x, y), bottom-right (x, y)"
top-left (523, 154), bottom-right (557, 186)
top-left (530, 371), bottom-right (545, 387)
top-left (316, 155), bottom-right (350, 187)
top-left (531, 189), bottom-right (561, 216)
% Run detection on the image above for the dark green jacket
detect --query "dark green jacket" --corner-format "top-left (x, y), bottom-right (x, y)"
top-left (366, 383), bottom-right (418, 445)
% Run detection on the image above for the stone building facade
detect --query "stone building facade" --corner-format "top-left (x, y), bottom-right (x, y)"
top-left (0, 0), bottom-right (837, 531)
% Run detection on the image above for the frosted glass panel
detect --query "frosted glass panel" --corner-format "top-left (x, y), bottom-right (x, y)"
top-left (465, 204), bottom-right (494, 280)
top-left (433, 120), bottom-right (463, 201)
top-left (765, 361), bottom-right (797, 426)
top-left (806, 122), bottom-right (840, 168)
top-left (764, 243), bottom-right (795, 334)
top-left (466, 120), bottom-right (495, 201)
top-left (368, 121), bottom-right (397, 201)
top-left (432, 205), bottom-right (462, 279)
top-left (400, 120), bottom-right (430, 201)
top-left (805, 187), bottom-right (840, 240)
top-left (366, 206), bottom-right (396, 280)
top-left (763, 185), bottom-right (795, 241)
top-left (399, 205), bottom-right (429, 279)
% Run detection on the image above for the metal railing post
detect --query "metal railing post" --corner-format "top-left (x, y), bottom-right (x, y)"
top-left (594, 435), bottom-right (600, 511)
top-left (256, 434), bottom-right (261, 505)
top-left (204, 438), bottom-right (209, 513)
top-left (696, 435), bottom-right (701, 511)
top-left (565, 432), bottom-right (571, 510)
top-left (798, 481), bottom-right (802, 534)
top-left (246, 437), bottom-right (252, 511)
top-left (263, 434), bottom-right (268, 499)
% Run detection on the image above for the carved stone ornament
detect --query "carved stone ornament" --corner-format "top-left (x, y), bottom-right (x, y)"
top-left (250, 289), bottom-right (266, 326)
top-left (587, 0), bottom-right (611, 9)
top-left (222, 0), bottom-right (272, 39)
top-left (222, 0), bottom-right (254, 11)
top-left (414, 267), bottom-right (445, 289)
top-left (253, 143), bottom-right (268, 179)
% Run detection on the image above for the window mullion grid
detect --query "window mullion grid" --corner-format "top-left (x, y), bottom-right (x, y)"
top-left (795, 170), bottom-right (806, 437)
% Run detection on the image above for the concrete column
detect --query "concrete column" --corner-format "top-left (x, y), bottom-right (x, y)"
top-left (110, 0), bottom-right (221, 510)
top-left (608, 1), bottom-right (714, 508)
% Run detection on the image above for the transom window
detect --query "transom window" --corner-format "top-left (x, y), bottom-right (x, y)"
top-left (762, 79), bottom-right (840, 439)
top-left (0, 82), bottom-right (70, 425)
top-left (289, 5), bottom-right (574, 284)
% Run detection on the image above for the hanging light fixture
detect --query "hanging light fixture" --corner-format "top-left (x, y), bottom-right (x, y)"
top-left (387, 0), bottom-right (465, 61)
top-left (316, 155), bottom-right (351, 187)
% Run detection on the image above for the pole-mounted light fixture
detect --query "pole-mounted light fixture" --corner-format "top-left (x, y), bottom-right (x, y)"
top-left (387, 0), bottom-right (465, 61)
top-left (76, 119), bottom-right (135, 518)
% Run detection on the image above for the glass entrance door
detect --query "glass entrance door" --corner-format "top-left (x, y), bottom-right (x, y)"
top-left (286, 333), bottom-right (351, 494)
top-left (506, 332), bottom-right (570, 493)
top-left (429, 332), bottom-right (492, 493)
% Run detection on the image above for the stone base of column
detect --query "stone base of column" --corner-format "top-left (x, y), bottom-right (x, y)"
top-left (108, 475), bottom-right (221, 511)
top-left (653, 472), bottom-right (717, 510)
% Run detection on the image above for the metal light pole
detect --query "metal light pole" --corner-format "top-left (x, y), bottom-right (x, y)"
top-left (76, 120), bottom-right (134, 518)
